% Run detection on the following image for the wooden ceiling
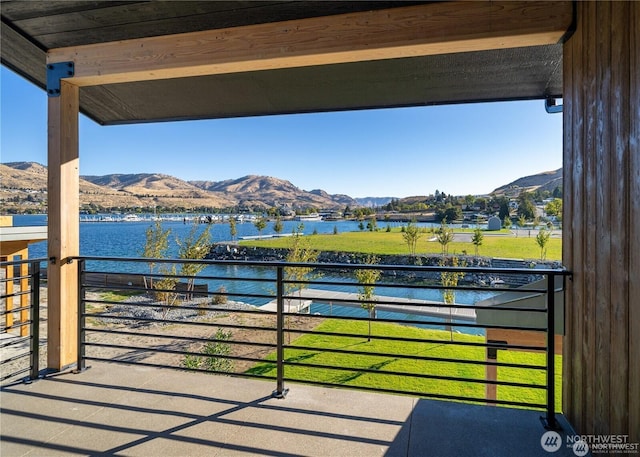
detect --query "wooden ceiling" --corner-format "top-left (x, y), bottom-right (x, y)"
top-left (1, 1), bottom-right (573, 125)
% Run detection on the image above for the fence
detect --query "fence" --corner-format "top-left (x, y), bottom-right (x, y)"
top-left (75, 256), bottom-right (568, 428)
top-left (0, 258), bottom-right (43, 384)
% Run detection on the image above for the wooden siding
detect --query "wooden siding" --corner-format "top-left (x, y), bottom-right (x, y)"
top-left (563, 1), bottom-right (639, 440)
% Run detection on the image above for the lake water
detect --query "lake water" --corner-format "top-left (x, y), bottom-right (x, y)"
top-left (13, 214), bottom-right (494, 332)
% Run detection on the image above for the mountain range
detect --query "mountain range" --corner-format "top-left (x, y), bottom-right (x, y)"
top-left (1, 162), bottom-right (562, 213)
top-left (0, 162), bottom-right (356, 213)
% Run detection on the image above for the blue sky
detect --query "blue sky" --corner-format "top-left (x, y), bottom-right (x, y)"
top-left (1, 66), bottom-right (562, 198)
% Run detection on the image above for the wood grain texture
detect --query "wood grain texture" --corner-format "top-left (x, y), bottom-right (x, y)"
top-left (628, 1), bottom-right (640, 443)
top-left (47, 80), bottom-right (80, 370)
top-left (609, 0), bottom-right (631, 437)
top-left (563, 1), bottom-right (638, 437)
top-left (46, 1), bottom-right (573, 86)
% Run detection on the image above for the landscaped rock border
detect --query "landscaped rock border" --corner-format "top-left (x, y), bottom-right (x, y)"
top-left (208, 244), bottom-right (563, 287)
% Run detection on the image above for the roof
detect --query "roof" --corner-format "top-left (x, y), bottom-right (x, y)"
top-left (0, 1), bottom-right (572, 125)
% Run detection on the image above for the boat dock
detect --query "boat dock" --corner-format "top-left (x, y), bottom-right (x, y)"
top-left (259, 288), bottom-right (476, 321)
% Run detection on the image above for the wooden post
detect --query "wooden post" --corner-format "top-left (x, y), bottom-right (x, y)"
top-left (563, 1), bottom-right (639, 440)
top-left (47, 80), bottom-right (79, 371)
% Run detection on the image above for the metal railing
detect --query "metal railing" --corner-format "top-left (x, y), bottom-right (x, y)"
top-left (1, 258), bottom-right (43, 384)
top-left (75, 256), bottom-right (568, 429)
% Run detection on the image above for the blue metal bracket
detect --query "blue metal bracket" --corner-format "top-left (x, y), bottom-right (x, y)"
top-left (46, 61), bottom-right (74, 97)
top-left (545, 97), bottom-right (563, 114)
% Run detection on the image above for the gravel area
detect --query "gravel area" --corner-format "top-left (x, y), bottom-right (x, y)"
top-left (2, 288), bottom-right (321, 385)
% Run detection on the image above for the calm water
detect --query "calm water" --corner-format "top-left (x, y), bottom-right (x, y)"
top-left (13, 214), bottom-right (494, 332)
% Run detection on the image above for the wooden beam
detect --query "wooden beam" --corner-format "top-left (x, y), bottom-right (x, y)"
top-left (46, 1), bottom-right (573, 86)
top-left (47, 80), bottom-right (80, 371)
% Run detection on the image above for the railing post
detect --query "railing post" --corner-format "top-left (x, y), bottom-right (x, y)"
top-left (272, 266), bottom-right (288, 398)
top-left (544, 272), bottom-right (557, 429)
top-left (76, 259), bottom-right (86, 372)
top-left (29, 260), bottom-right (41, 381)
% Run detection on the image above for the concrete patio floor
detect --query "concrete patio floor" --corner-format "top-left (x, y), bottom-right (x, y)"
top-left (1, 362), bottom-right (581, 457)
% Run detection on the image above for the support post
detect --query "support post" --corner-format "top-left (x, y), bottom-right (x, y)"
top-left (544, 273), bottom-right (557, 430)
top-left (273, 266), bottom-right (288, 398)
top-left (29, 261), bottom-right (41, 381)
top-left (76, 259), bottom-right (86, 372)
top-left (47, 80), bottom-right (79, 371)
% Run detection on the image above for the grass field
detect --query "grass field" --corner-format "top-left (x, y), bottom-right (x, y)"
top-left (242, 228), bottom-right (562, 261)
top-left (246, 319), bottom-right (562, 411)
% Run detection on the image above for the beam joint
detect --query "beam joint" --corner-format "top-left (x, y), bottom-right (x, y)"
top-left (46, 62), bottom-right (74, 97)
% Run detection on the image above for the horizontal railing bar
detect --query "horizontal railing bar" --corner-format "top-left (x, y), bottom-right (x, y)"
top-left (74, 255), bottom-right (569, 276)
top-left (84, 269), bottom-right (277, 285)
top-left (284, 345), bottom-right (547, 370)
top-left (283, 360), bottom-right (546, 389)
top-left (286, 328), bottom-right (546, 351)
top-left (86, 328), bottom-right (277, 349)
top-left (1, 321), bottom-right (33, 332)
top-left (82, 299), bottom-right (275, 316)
top-left (279, 293), bottom-right (548, 313)
top-left (80, 285), bottom-right (275, 301)
top-left (0, 258), bottom-right (47, 267)
top-left (271, 377), bottom-right (547, 409)
top-left (81, 356), bottom-right (287, 381)
top-left (0, 367), bottom-right (31, 383)
top-left (1, 304), bottom-right (33, 315)
top-left (0, 291), bottom-right (33, 302)
top-left (84, 342), bottom-right (267, 364)
top-left (0, 352), bottom-right (31, 365)
top-left (0, 336), bottom-right (32, 349)
top-left (84, 314), bottom-right (276, 332)
top-left (278, 311), bottom-right (547, 332)
top-left (286, 278), bottom-right (550, 295)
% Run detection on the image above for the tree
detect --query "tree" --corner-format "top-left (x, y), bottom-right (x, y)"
top-left (366, 216), bottom-right (378, 231)
top-left (536, 228), bottom-right (551, 260)
top-left (436, 204), bottom-right (462, 222)
top-left (471, 228), bottom-right (484, 256)
top-left (517, 192), bottom-right (536, 220)
top-left (517, 214), bottom-right (527, 229)
top-left (141, 220), bottom-right (171, 290)
top-left (545, 198), bottom-right (563, 218)
top-left (229, 217), bottom-right (237, 241)
top-left (333, 225), bottom-right (338, 235)
top-left (273, 215), bottom-right (284, 235)
top-left (503, 216), bottom-right (512, 229)
top-left (437, 219), bottom-right (454, 255)
top-left (284, 225), bottom-right (319, 317)
top-left (355, 255), bottom-right (382, 342)
top-left (464, 194), bottom-right (476, 208)
top-left (402, 220), bottom-right (421, 256)
top-left (254, 216), bottom-right (267, 237)
top-left (439, 257), bottom-right (466, 341)
top-left (176, 221), bottom-right (212, 298)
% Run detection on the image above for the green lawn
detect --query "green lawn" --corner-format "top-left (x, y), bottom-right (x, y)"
top-left (246, 319), bottom-right (562, 411)
top-left (242, 229), bottom-right (562, 261)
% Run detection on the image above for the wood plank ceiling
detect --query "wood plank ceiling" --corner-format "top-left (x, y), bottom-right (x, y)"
top-left (1, 1), bottom-right (571, 125)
